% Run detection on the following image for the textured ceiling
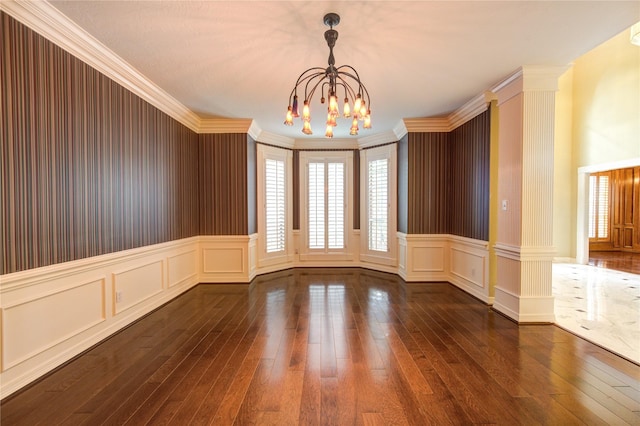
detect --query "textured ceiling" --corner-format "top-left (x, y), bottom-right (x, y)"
top-left (50, 1), bottom-right (639, 140)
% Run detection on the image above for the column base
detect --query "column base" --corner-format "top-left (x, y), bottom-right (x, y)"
top-left (493, 286), bottom-right (555, 323)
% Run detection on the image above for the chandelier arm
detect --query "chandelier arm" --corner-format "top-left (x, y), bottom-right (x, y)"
top-left (288, 68), bottom-right (327, 103)
top-left (305, 75), bottom-right (327, 103)
top-left (334, 80), bottom-right (358, 102)
top-left (336, 68), bottom-right (371, 109)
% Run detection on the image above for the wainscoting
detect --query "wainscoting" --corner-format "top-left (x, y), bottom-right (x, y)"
top-left (0, 237), bottom-right (200, 398)
top-left (0, 233), bottom-right (489, 398)
top-left (398, 233), bottom-right (491, 303)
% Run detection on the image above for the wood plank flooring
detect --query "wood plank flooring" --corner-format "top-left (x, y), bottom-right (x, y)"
top-left (589, 251), bottom-right (640, 275)
top-left (2, 268), bottom-right (639, 425)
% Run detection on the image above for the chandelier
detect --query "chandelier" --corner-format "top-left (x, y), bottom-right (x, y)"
top-left (284, 13), bottom-right (372, 138)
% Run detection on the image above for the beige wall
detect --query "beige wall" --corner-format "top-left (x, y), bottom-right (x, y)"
top-left (554, 27), bottom-right (640, 258)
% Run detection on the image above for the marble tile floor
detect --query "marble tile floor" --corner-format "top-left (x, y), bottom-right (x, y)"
top-left (553, 262), bottom-right (640, 365)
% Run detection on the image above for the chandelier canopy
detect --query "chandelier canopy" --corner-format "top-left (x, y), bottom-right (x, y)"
top-left (284, 13), bottom-right (371, 138)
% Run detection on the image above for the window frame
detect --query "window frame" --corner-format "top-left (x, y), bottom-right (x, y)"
top-left (360, 144), bottom-right (397, 267)
top-left (257, 144), bottom-right (293, 267)
top-left (299, 151), bottom-right (354, 261)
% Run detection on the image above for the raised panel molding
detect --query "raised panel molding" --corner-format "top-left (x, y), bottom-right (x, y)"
top-left (1, 278), bottom-right (105, 370)
top-left (199, 235), bottom-right (252, 283)
top-left (112, 261), bottom-right (164, 315)
top-left (0, 237), bottom-right (200, 399)
top-left (167, 250), bottom-right (198, 288)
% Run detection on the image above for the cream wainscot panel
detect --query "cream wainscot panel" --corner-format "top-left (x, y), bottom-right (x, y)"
top-left (200, 235), bottom-right (254, 282)
top-left (0, 237), bottom-right (200, 399)
top-left (448, 235), bottom-right (491, 304)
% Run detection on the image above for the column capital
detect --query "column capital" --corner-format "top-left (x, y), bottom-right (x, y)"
top-left (492, 65), bottom-right (570, 105)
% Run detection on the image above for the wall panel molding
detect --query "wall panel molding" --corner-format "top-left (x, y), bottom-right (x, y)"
top-left (0, 237), bottom-right (200, 399)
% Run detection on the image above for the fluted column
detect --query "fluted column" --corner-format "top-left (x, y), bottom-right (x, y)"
top-left (492, 66), bottom-right (566, 323)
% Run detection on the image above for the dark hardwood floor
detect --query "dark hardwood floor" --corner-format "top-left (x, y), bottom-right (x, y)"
top-left (589, 251), bottom-right (640, 275)
top-left (2, 268), bottom-right (639, 425)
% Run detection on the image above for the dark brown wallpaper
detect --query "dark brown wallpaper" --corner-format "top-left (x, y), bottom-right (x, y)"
top-left (449, 110), bottom-right (490, 240)
top-left (198, 134), bottom-right (248, 235)
top-left (408, 132), bottom-right (450, 234)
top-left (406, 109), bottom-right (490, 240)
top-left (1, 12), bottom-right (200, 274)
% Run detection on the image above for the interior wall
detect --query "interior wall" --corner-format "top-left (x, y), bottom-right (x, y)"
top-left (1, 12), bottom-right (200, 275)
top-left (449, 111), bottom-right (491, 241)
top-left (198, 133), bottom-right (249, 235)
top-left (553, 68), bottom-right (575, 259)
top-left (553, 27), bottom-right (640, 259)
top-left (407, 109), bottom-right (491, 240)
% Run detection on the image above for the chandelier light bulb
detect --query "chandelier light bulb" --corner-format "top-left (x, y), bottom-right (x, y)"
top-left (329, 94), bottom-right (339, 117)
top-left (359, 100), bottom-right (367, 119)
top-left (343, 98), bottom-right (351, 118)
top-left (326, 112), bottom-right (337, 127)
top-left (325, 124), bottom-right (334, 138)
top-left (363, 110), bottom-right (371, 129)
top-left (353, 95), bottom-right (362, 115)
top-left (350, 117), bottom-right (359, 135)
top-left (284, 106), bottom-right (294, 126)
top-left (302, 120), bottom-right (313, 135)
top-left (302, 101), bottom-right (311, 122)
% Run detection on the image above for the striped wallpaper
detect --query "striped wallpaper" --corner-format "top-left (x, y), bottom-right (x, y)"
top-left (408, 132), bottom-right (450, 234)
top-left (449, 110), bottom-right (490, 240)
top-left (406, 110), bottom-right (490, 240)
top-left (2, 12), bottom-right (200, 274)
top-left (198, 133), bottom-right (249, 235)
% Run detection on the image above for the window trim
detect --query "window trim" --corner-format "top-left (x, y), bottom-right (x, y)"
top-left (299, 151), bottom-right (354, 261)
top-left (360, 144), bottom-right (397, 267)
top-left (257, 144), bottom-right (293, 267)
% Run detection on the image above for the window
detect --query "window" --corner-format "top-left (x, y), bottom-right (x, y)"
top-left (308, 161), bottom-right (345, 250)
top-left (368, 158), bottom-right (388, 252)
top-left (360, 144), bottom-right (396, 266)
top-left (265, 159), bottom-right (285, 252)
top-left (588, 173), bottom-right (609, 240)
top-left (257, 144), bottom-right (291, 266)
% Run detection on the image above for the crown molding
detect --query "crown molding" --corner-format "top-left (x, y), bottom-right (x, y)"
top-left (448, 91), bottom-right (496, 129)
top-left (254, 130), bottom-right (296, 149)
top-left (1, 0), bottom-right (203, 133)
top-left (393, 120), bottom-right (408, 140)
top-left (357, 130), bottom-right (399, 149)
top-left (403, 90), bottom-right (494, 133)
top-left (403, 117), bottom-right (451, 133)
top-left (293, 138), bottom-right (359, 150)
top-left (198, 118), bottom-right (253, 134)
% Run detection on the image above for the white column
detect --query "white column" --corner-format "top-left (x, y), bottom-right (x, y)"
top-left (492, 66), bottom-right (566, 323)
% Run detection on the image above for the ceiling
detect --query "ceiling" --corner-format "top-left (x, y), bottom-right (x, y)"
top-left (49, 1), bottom-right (639, 140)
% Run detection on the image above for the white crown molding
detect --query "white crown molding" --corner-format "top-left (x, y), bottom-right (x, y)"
top-left (293, 138), bottom-right (359, 150)
top-left (357, 130), bottom-right (399, 149)
top-left (1, 0), bottom-right (203, 133)
top-left (448, 91), bottom-right (496, 129)
top-left (403, 90), bottom-right (494, 133)
top-left (247, 121), bottom-right (262, 141)
top-left (254, 130), bottom-right (296, 149)
top-left (198, 118), bottom-right (253, 134)
top-left (393, 120), bottom-right (408, 140)
top-left (491, 66), bottom-right (570, 104)
top-left (403, 117), bottom-right (451, 132)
